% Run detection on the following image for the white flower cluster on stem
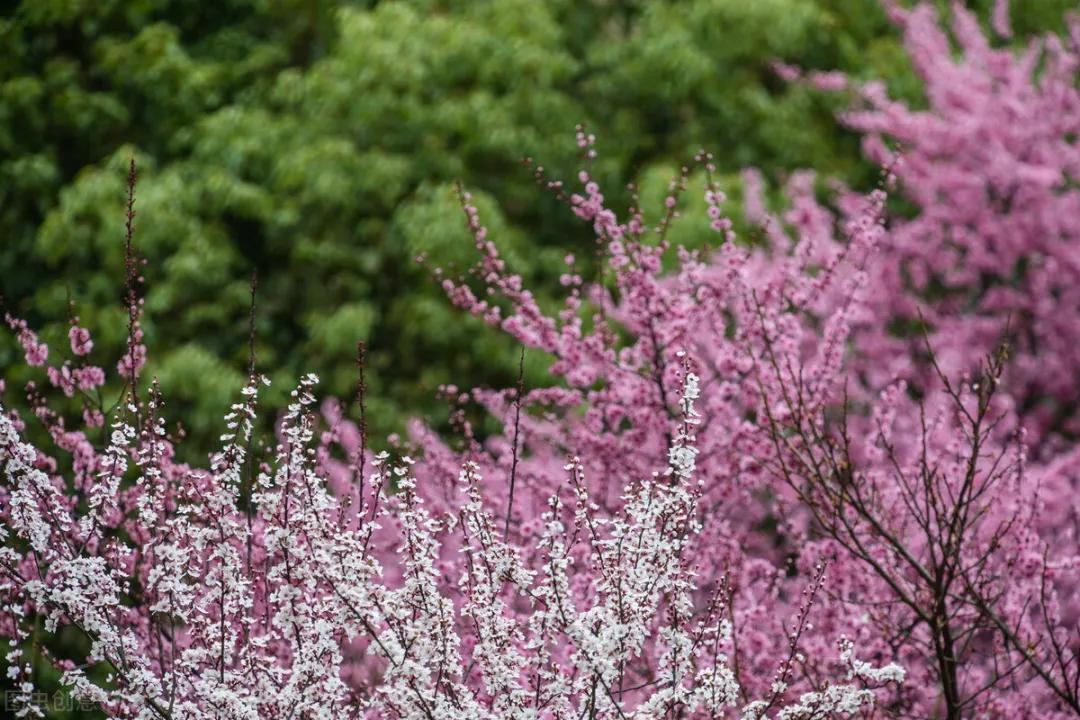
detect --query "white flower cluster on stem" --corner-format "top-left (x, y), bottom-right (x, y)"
top-left (0, 368), bottom-right (903, 718)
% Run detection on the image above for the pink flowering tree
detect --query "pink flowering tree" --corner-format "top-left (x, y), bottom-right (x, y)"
top-left (823, 1), bottom-right (1080, 453)
top-left (2, 2), bottom-right (1079, 718)
top-left (0, 311), bottom-right (905, 718)
top-left (316, 3), bottom-right (1080, 716)
top-left (370, 142), bottom-right (1075, 717)
top-left (0, 167), bottom-right (906, 718)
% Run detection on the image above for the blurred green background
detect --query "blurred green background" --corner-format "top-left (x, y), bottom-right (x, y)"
top-left (3, 0), bottom-right (1072, 456)
top-left (0, 0), bottom-right (1074, 716)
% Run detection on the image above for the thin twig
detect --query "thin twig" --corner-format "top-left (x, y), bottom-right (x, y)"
top-left (504, 346), bottom-right (525, 540)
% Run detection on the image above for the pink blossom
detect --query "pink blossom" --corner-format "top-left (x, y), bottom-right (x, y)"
top-left (69, 325), bottom-right (93, 356)
top-left (72, 366), bottom-right (106, 391)
top-left (6, 313), bottom-right (48, 366)
top-left (46, 364), bottom-right (76, 397)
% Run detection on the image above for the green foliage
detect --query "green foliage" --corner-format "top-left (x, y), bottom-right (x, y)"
top-left (0, 0), bottom-right (1059, 465)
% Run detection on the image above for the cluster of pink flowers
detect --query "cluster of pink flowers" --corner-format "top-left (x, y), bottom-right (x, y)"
top-left (835, 1), bottom-right (1080, 456)
top-left (1, 1), bottom-right (1078, 718)
top-left (0, 328), bottom-right (903, 718)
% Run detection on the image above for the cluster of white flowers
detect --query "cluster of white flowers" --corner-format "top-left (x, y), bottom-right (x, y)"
top-left (0, 368), bottom-right (903, 718)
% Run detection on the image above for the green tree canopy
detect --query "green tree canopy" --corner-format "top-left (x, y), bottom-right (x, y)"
top-left (2, 0), bottom-right (1067, 461)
